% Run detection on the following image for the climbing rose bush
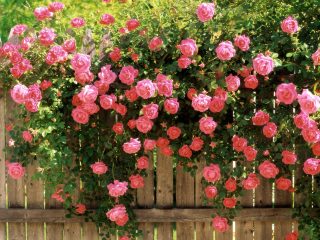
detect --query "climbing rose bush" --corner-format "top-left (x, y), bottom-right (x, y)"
top-left (1, 0), bottom-right (320, 238)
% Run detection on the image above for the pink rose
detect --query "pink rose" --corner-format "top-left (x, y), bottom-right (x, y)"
top-left (177, 39), bottom-right (198, 57)
top-left (234, 35), bottom-right (250, 51)
top-left (109, 47), bottom-right (121, 62)
top-left (129, 174), bottom-right (144, 188)
top-left (187, 88), bottom-right (197, 100)
top-left (199, 117), bottom-right (217, 135)
top-left (22, 131), bottom-right (33, 142)
top-left (63, 38), bottom-right (76, 53)
top-left (90, 162), bottom-right (108, 175)
top-left (78, 85), bottom-right (98, 103)
top-left (253, 53), bottom-right (275, 76)
top-left (196, 3), bottom-right (215, 22)
top-left (242, 173), bottom-right (260, 190)
top-left (192, 93), bottom-right (212, 112)
top-left (212, 216), bottom-right (229, 233)
top-left (114, 103), bottom-right (127, 116)
top-left (123, 138), bottom-right (141, 154)
top-left (225, 74), bottom-right (240, 92)
top-left (136, 79), bottom-right (156, 99)
top-left (46, 45), bottom-right (68, 65)
top-left (25, 99), bottom-right (39, 112)
top-left (160, 146), bottom-right (174, 156)
top-left (164, 98), bottom-right (179, 114)
top-left (125, 88), bottom-right (138, 102)
top-left (106, 204), bottom-right (128, 226)
top-left (215, 87), bottom-right (228, 101)
top-left (144, 139), bottom-right (156, 151)
top-left (215, 41), bottom-right (236, 61)
top-left (7, 162), bottom-right (25, 179)
top-left (75, 71), bottom-right (94, 85)
top-left (238, 66), bottom-right (253, 77)
top-left (311, 49), bottom-right (320, 66)
top-left (127, 119), bottom-right (136, 129)
top-left (11, 84), bottom-right (28, 104)
top-left (177, 56), bottom-right (192, 69)
top-left (27, 84), bottom-right (42, 102)
top-left (312, 142), bottom-right (320, 156)
top-left (75, 203), bottom-right (86, 214)
top-left (244, 75), bottom-right (259, 89)
top-left (119, 65), bottom-right (139, 85)
top-left (48, 2), bottom-right (65, 12)
top-left (178, 145), bottom-right (192, 158)
top-left (136, 116), bottom-right (154, 134)
top-left (258, 160), bottom-right (279, 179)
top-left (119, 236), bottom-right (130, 240)
top-left (225, 178), bottom-right (237, 192)
top-left (294, 112), bottom-right (312, 129)
top-left (303, 158), bottom-right (320, 175)
top-left (301, 127), bottom-right (320, 143)
top-left (263, 122), bottom-right (277, 138)
top-left (72, 107), bottom-right (89, 124)
top-left (232, 135), bottom-right (248, 152)
top-left (203, 164), bottom-right (221, 182)
top-left (281, 16), bottom-right (298, 34)
top-left (100, 94), bottom-right (116, 110)
top-left (39, 28), bottom-right (56, 46)
top-left (209, 96), bottom-right (225, 113)
top-left (107, 180), bottom-right (128, 197)
top-left (12, 24), bottom-right (27, 35)
top-left (167, 126), bottom-right (181, 140)
top-left (243, 146), bottom-right (257, 161)
top-left (81, 103), bottom-right (99, 115)
top-left (156, 75), bottom-right (173, 97)
top-left (98, 64), bottom-right (117, 84)
top-left (142, 103), bottom-right (159, 119)
top-left (34, 6), bottom-right (53, 21)
top-left (223, 197), bottom-right (237, 208)
top-left (149, 37), bottom-right (163, 51)
top-left (190, 137), bottom-right (204, 151)
top-left (276, 83), bottom-right (297, 105)
top-left (71, 53), bottom-right (91, 73)
top-left (126, 19), bottom-right (140, 31)
top-left (275, 177), bottom-right (292, 191)
top-left (282, 150), bottom-right (297, 165)
top-left (285, 231), bottom-right (298, 240)
top-left (297, 89), bottom-right (320, 115)
top-left (205, 186), bottom-right (218, 199)
top-left (156, 138), bottom-right (170, 148)
top-left (112, 122), bottom-right (124, 135)
top-left (100, 14), bottom-right (115, 25)
top-left (137, 156), bottom-right (149, 170)
top-left (71, 17), bottom-right (85, 28)
top-left (252, 110), bottom-right (270, 126)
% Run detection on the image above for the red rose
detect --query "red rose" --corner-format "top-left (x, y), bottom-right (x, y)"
top-left (223, 197), bottom-right (237, 208)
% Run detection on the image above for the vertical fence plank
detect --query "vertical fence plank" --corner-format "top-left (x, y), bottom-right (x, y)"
top-left (82, 222), bottom-right (99, 240)
top-left (137, 153), bottom-right (154, 240)
top-left (176, 164), bottom-right (195, 240)
top-left (46, 190), bottom-right (64, 240)
top-left (156, 151), bottom-right (173, 240)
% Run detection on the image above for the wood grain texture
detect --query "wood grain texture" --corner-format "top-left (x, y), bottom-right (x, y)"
top-left (82, 222), bottom-right (99, 240)
top-left (0, 95), bottom-right (6, 240)
top-left (46, 223), bottom-right (63, 240)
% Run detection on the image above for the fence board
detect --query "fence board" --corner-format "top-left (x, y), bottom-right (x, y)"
top-left (82, 222), bottom-right (99, 240)
top-left (0, 94), bottom-right (6, 240)
top-left (156, 151), bottom-right (173, 240)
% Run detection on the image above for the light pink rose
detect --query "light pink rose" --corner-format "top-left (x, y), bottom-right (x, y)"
top-left (190, 137), bottom-right (204, 151)
top-left (125, 88), bottom-right (138, 102)
top-left (212, 216), bottom-right (229, 233)
top-left (62, 38), bottom-right (76, 53)
top-left (242, 173), bottom-right (260, 190)
top-left (109, 47), bottom-right (121, 62)
top-left (156, 74), bottom-right (173, 97)
top-left (78, 85), bottom-right (98, 103)
top-left (276, 83), bottom-right (297, 105)
top-left (48, 2), bottom-right (65, 12)
top-left (27, 84), bottom-right (42, 102)
top-left (7, 162), bottom-right (25, 179)
top-left (123, 138), bottom-right (141, 154)
top-left (215, 41), bottom-right (236, 61)
top-left (71, 17), bottom-right (85, 28)
top-left (90, 162), bottom-right (108, 175)
top-left (177, 38), bottom-right (198, 57)
top-left (22, 131), bottom-right (33, 143)
top-left (135, 116), bottom-right (154, 133)
top-left (205, 186), bottom-right (218, 199)
top-left (149, 37), bottom-right (163, 51)
top-left (253, 53), bottom-right (275, 76)
top-left (244, 75), bottom-right (259, 89)
top-left (252, 110), bottom-right (270, 126)
top-left (106, 204), bottom-right (128, 226)
top-left (100, 94), bottom-right (116, 110)
top-left (203, 164), bottom-right (221, 182)
top-left (311, 49), bottom-right (320, 66)
top-left (232, 135), bottom-right (248, 152)
top-left (72, 107), bottom-right (89, 124)
top-left (71, 53), bottom-right (91, 73)
top-left (301, 127), bottom-right (320, 143)
top-left (167, 126), bottom-right (181, 140)
top-left (142, 103), bottom-right (159, 119)
top-left (39, 28), bottom-right (56, 46)
top-left (282, 150), bottom-right (297, 165)
top-left (136, 79), bottom-right (156, 99)
top-left (199, 117), bottom-right (217, 135)
top-left (225, 74), bottom-right (240, 92)
top-left (11, 84), bottom-right (28, 104)
top-left (144, 139), bottom-right (156, 151)
top-left (209, 96), bottom-right (225, 113)
top-left (303, 158), bottom-right (320, 175)
top-left (192, 93), bottom-right (212, 112)
top-left (275, 177), bottom-right (292, 191)
top-left (177, 56), bottom-right (192, 69)
top-left (297, 89), bottom-right (320, 115)
top-left (196, 3), bottom-right (215, 22)
top-left (34, 6), bottom-right (53, 21)
top-left (281, 16), bottom-right (298, 34)
top-left (294, 112), bottom-right (311, 129)
top-left (178, 145), bottom-right (192, 158)
top-left (12, 24), bottom-right (27, 35)
top-left (46, 45), bottom-right (68, 65)
top-left (107, 180), bottom-right (128, 197)
top-left (75, 203), bottom-right (86, 214)
top-left (137, 156), bottom-right (149, 170)
top-left (258, 160), bottom-right (279, 178)
top-left (129, 174), bottom-right (144, 188)
top-left (100, 14), bottom-right (115, 25)
top-left (98, 64), bottom-right (117, 84)
top-left (119, 65), bottom-right (138, 85)
top-left (234, 35), bottom-right (250, 51)
top-left (243, 146), bottom-right (257, 161)
top-left (164, 98), bottom-right (179, 114)
top-left (126, 19), bottom-right (140, 31)
top-left (21, 37), bottom-right (35, 51)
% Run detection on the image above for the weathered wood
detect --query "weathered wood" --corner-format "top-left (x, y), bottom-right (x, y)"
top-left (82, 222), bottom-right (100, 240)
top-left (46, 223), bottom-right (63, 240)
top-left (156, 151), bottom-right (173, 240)
top-left (0, 94), bottom-right (6, 240)
top-left (64, 222), bottom-right (82, 239)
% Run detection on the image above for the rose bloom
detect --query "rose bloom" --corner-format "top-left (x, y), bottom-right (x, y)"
top-left (78, 85), bottom-right (98, 104)
top-left (71, 53), bottom-right (91, 73)
top-left (107, 180), bottom-right (128, 198)
top-left (243, 146), bottom-right (257, 161)
top-left (312, 142), bottom-right (320, 156)
top-left (22, 131), bottom-right (33, 143)
top-left (137, 156), bottom-right (149, 170)
top-left (238, 65), bottom-right (253, 78)
top-left (263, 122), bottom-right (277, 138)
top-left (25, 99), bottom-right (39, 112)
top-left (106, 204), bottom-right (128, 226)
top-left (164, 98), bottom-right (179, 114)
top-left (62, 38), bottom-right (76, 53)
top-left (234, 35), bottom-right (250, 51)
top-left (178, 145), bottom-right (192, 158)
top-left (215, 41), bottom-right (236, 61)
top-left (119, 236), bottom-right (130, 240)
top-left (7, 162), bottom-right (25, 179)
top-left (129, 174), bottom-right (144, 188)
top-left (187, 88), bottom-right (197, 100)
top-left (98, 64), bottom-right (117, 84)
top-left (46, 45), bottom-right (68, 65)
top-left (144, 139), bottom-right (156, 151)
top-left (12, 24), bottom-right (27, 35)
top-left (301, 127), bottom-right (320, 143)
top-left (223, 197), bottom-right (237, 208)
top-left (119, 65), bottom-right (139, 85)
top-left (225, 178), bottom-right (237, 192)
top-left (281, 16), bottom-right (299, 34)
top-left (258, 160), bottom-right (279, 179)
top-left (90, 162), bottom-right (108, 175)
top-left (242, 173), bottom-right (260, 190)
top-left (252, 110), bottom-right (270, 126)
top-left (126, 19), bottom-right (140, 31)
top-left (293, 112), bottom-right (312, 129)
top-left (285, 231), bottom-right (298, 240)
top-left (112, 122), bottom-right (124, 135)
top-left (192, 93), bottom-right (212, 112)
top-left (125, 88), bottom-right (139, 102)
top-left (81, 102), bottom-right (99, 115)
top-left (48, 2), bottom-right (65, 12)
top-left (199, 117), bottom-right (217, 135)
top-left (225, 74), bottom-right (240, 92)
top-left (136, 79), bottom-right (156, 99)
top-left (160, 145), bottom-right (174, 156)
top-left (196, 3), bottom-right (215, 22)
top-left (177, 56), bottom-right (192, 69)
top-left (275, 177), bottom-right (292, 191)
top-left (190, 137), bottom-right (204, 151)
top-left (282, 150), bottom-right (297, 165)
top-left (75, 204), bottom-right (86, 214)
top-left (156, 137), bottom-right (170, 148)
top-left (232, 135), bottom-right (248, 152)
top-left (100, 14), bottom-right (115, 25)
top-left (75, 71), bottom-right (94, 85)
top-left (149, 37), bottom-right (163, 51)
top-left (212, 216), bottom-right (229, 233)
top-left (311, 49), bottom-right (320, 66)
top-left (127, 119), bottom-right (136, 129)
top-left (303, 158), bottom-right (320, 175)
top-left (143, 103), bottom-right (159, 119)
top-left (276, 83), bottom-right (297, 105)
top-left (100, 94), bottom-right (116, 110)
top-left (209, 96), bottom-right (225, 113)
top-left (135, 116), bottom-right (154, 134)
top-left (11, 83), bottom-right (28, 104)
top-left (109, 47), bottom-right (122, 62)
top-left (297, 89), bottom-right (320, 115)
top-left (167, 126), bottom-right (181, 140)
top-left (39, 28), bottom-right (56, 46)
top-left (123, 138), bottom-right (141, 154)
top-left (21, 37), bottom-right (35, 51)
top-left (244, 75), bottom-right (259, 89)
top-left (72, 107), bottom-right (89, 124)
top-left (156, 74), bottom-right (173, 97)
top-left (253, 53), bottom-right (275, 76)
top-left (204, 186), bottom-right (218, 199)
top-left (177, 38), bottom-right (198, 57)
top-left (203, 164), bottom-right (221, 182)
top-left (34, 6), bottom-right (53, 21)
top-left (51, 189), bottom-right (64, 203)
top-left (71, 17), bottom-right (85, 28)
